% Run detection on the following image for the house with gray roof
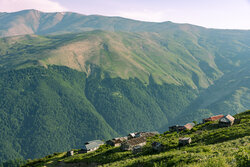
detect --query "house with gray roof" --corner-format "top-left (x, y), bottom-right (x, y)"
top-left (80, 140), bottom-right (104, 153)
top-left (128, 132), bottom-right (137, 139)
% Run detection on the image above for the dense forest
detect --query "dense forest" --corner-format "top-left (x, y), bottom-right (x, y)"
top-left (0, 65), bottom-right (197, 164)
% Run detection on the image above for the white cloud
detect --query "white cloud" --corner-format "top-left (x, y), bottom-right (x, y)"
top-left (0, 0), bottom-right (66, 12)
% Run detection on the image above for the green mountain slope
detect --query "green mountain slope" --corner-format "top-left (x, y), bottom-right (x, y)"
top-left (177, 66), bottom-right (250, 124)
top-left (0, 65), bottom-right (196, 164)
top-left (1, 29), bottom-right (250, 89)
top-left (0, 10), bottom-right (249, 165)
top-left (22, 110), bottom-right (250, 167)
top-left (0, 31), bottom-right (214, 88)
top-left (0, 66), bottom-right (118, 162)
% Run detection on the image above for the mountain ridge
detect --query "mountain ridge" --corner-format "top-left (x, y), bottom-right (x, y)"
top-left (0, 10), bottom-right (249, 165)
top-left (0, 9), bottom-right (219, 38)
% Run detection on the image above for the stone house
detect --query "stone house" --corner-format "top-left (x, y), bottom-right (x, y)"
top-left (121, 137), bottom-right (147, 151)
top-left (219, 114), bottom-right (235, 127)
top-left (80, 140), bottom-right (104, 153)
top-left (66, 150), bottom-right (74, 157)
top-left (106, 137), bottom-right (128, 147)
top-left (184, 123), bottom-right (195, 130)
top-left (135, 131), bottom-right (159, 138)
top-left (128, 132), bottom-right (137, 139)
top-left (169, 123), bottom-right (195, 132)
top-left (179, 137), bottom-right (191, 146)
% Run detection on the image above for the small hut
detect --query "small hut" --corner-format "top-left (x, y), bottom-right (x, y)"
top-left (128, 132), bottom-right (136, 139)
top-left (179, 137), bottom-right (191, 146)
top-left (169, 123), bottom-right (194, 132)
top-left (121, 137), bottom-right (147, 151)
top-left (135, 131), bottom-right (159, 138)
top-left (66, 150), bottom-right (74, 157)
top-left (79, 140), bottom-right (104, 153)
top-left (106, 137), bottom-right (128, 147)
top-left (184, 123), bottom-right (195, 130)
top-left (219, 115), bottom-right (235, 127)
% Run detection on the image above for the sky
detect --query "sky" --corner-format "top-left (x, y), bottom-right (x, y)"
top-left (0, 0), bottom-right (250, 30)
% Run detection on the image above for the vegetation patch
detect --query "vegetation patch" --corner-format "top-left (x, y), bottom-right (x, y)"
top-left (21, 110), bottom-right (250, 167)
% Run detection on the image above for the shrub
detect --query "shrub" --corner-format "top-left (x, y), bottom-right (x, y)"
top-left (235, 148), bottom-right (249, 167)
top-left (188, 156), bottom-right (231, 167)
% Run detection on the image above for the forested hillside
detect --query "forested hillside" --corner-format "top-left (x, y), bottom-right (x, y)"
top-left (0, 65), bottom-right (196, 163)
top-left (0, 66), bottom-right (117, 162)
top-left (0, 10), bottom-right (249, 164)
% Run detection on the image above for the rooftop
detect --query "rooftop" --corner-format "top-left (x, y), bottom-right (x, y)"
top-left (124, 137), bottom-right (147, 146)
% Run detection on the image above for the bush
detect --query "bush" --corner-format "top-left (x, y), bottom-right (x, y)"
top-left (188, 156), bottom-right (231, 167)
top-left (235, 148), bottom-right (249, 167)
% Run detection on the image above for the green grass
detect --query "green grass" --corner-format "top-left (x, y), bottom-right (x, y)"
top-left (1, 29), bottom-right (247, 89)
top-left (22, 110), bottom-right (250, 167)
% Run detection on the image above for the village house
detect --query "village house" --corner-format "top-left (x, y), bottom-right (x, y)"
top-left (152, 142), bottom-right (164, 152)
top-left (203, 115), bottom-right (224, 123)
top-left (128, 132), bottom-right (137, 139)
top-left (179, 137), bottom-right (192, 146)
top-left (66, 150), bottom-right (74, 157)
top-left (79, 140), bottom-right (104, 153)
top-left (106, 137), bottom-right (128, 147)
top-left (169, 123), bottom-right (195, 132)
top-left (121, 137), bottom-right (147, 151)
top-left (219, 114), bottom-right (235, 127)
top-left (184, 123), bottom-right (195, 130)
top-left (135, 131), bottom-right (159, 138)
